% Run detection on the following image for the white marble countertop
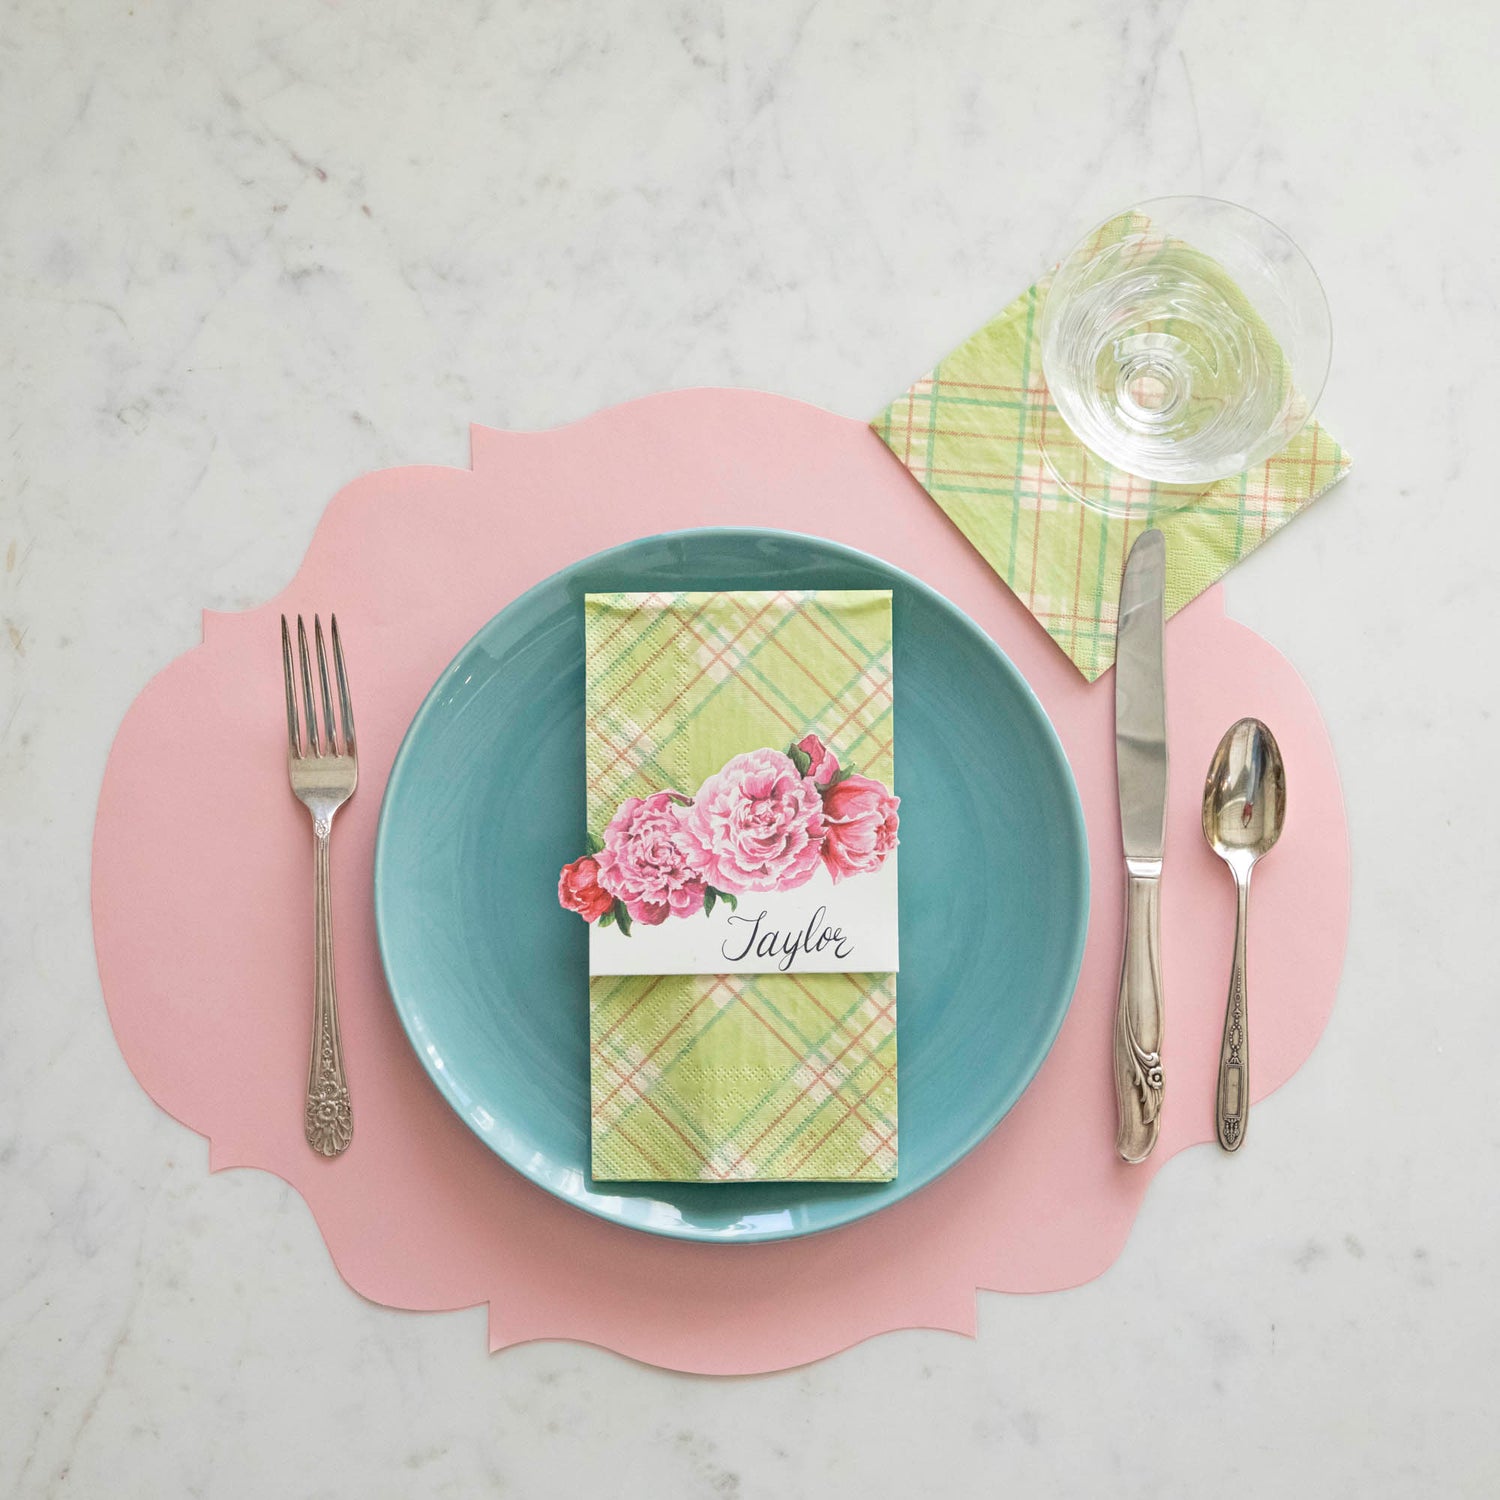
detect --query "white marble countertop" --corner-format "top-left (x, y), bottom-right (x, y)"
top-left (3, 1), bottom-right (1496, 1494)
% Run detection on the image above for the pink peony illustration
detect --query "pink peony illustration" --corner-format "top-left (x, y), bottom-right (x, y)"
top-left (795, 732), bottom-right (840, 786)
top-left (560, 733), bottom-right (898, 930)
top-left (820, 774), bottom-right (900, 884)
top-left (683, 748), bottom-right (825, 895)
top-left (557, 855), bottom-right (613, 922)
top-left (594, 791), bottom-right (706, 926)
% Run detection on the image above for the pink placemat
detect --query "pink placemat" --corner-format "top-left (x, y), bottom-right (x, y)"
top-left (92, 390), bottom-right (1349, 1375)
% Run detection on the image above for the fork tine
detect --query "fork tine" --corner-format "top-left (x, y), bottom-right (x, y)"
top-left (295, 615), bottom-right (320, 755)
top-left (280, 615), bottom-right (302, 758)
top-left (313, 615), bottom-right (338, 753)
top-left (331, 614), bottom-right (356, 754)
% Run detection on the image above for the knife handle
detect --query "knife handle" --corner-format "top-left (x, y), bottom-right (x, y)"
top-left (1114, 867), bottom-right (1165, 1163)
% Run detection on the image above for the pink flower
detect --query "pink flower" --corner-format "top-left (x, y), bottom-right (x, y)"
top-left (595, 791), bottom-right (705, 926)
top-left (820, 774), bottom-right (900, 883)
top-left (557, 855), bottom-right (613, 923)
top-left (683, 749), bottom-right (826, 894)
top-left (796, 732), bottom-right (840, 786)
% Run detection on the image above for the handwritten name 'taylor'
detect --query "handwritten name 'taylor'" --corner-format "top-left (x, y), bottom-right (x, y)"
top-left (721, 905), bottom-right (853, 972)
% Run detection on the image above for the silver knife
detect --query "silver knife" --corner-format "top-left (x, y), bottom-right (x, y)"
top-left (1113, 528), bottom-right (1168, 1163)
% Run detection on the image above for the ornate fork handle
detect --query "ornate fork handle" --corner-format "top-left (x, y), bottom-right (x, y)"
top-left (305, 822), bottom-right (353, 1156)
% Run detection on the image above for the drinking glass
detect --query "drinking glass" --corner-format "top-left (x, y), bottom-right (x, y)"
top-left (1038, 197), bottom-right (1331, 512)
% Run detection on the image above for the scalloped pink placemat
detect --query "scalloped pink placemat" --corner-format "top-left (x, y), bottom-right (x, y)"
top-left (91, 390), bottom-right (1348, 1375)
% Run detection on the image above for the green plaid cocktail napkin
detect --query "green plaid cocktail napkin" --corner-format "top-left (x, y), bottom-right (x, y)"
top-left (578, 590), bottom-right (898, 1182)
top-left (872, 214), bottom-right (1353, 681)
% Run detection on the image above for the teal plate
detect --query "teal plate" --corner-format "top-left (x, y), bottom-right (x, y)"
top-left (375, 529), bottom-right (1089, 1243)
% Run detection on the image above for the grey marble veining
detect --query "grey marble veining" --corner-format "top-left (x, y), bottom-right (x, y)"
top-left (2, 0), bottom-right (1498, 1495)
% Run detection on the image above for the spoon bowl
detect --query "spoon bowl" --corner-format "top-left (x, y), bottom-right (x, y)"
top-left (1203, 717), bottom-right (1287, 872)
top-left (1201, 718), bottom-right (1286, 1150)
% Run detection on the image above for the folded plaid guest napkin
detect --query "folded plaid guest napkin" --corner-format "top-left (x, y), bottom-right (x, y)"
top-left (872, 213), bottom-right (1352, 681)
top-left (573, 590), bottom-right (899, 1182)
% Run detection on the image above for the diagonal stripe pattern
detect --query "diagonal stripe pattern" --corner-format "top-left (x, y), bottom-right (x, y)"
top-left (871, 215), bottom-right (1352, 682)
top-left (585, 590), bottom-right (897, 1182)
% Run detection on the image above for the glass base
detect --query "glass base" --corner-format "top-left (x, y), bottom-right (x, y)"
top-left (1035, 398), bottom-right (1218, 520)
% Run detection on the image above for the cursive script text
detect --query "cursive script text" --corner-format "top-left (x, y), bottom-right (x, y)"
top-left (721, 905), bottom-right (854, 972)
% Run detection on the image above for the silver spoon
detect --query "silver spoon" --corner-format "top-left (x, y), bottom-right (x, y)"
top-left (1201, 718), bottom-right (1287, 1152)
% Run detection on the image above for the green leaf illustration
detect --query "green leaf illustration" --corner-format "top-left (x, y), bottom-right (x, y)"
top-left (787, 743), bottom-right (813, 778)
top-left (613, 899), bottom-right (633, 937)
top-left (598, 907), bottom-right (615, 928)
top-left (703, 888), bottom-right (717, 918)
top-left (585, 831), bottom-right (604, 856)
top-left (717, 889), bottom-right (738, 912)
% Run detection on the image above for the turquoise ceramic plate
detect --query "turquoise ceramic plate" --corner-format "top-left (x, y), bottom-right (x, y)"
top-left (375, 529), bottom-right (1089, 1243)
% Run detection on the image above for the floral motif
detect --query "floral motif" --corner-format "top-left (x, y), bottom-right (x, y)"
top-left (819, 774), bottom-right (901, 884)
top-left (594, 790), bottom-right (706, 928)
top-left (561, 736), bottom-right (898, 932)
top-left (557, 855), bottom-right (613, 922)
top-left (305, 1012), bottom-right (353, 1156)
top-left (682, 748), bottom-right (826, 895)
top-left (794, 732), bottom-right (839, 786)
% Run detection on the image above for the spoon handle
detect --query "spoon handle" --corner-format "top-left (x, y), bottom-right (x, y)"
top-left (1216, 875), bottom-right (1251, 1151)
top-left (1113, 868), bottom-right (1165, 1162)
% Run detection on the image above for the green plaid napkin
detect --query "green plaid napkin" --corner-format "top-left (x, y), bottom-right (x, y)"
top-left (871, 218), bottom-right (1352, 681)
top-left (584, 590), bottom-right (898, 1182)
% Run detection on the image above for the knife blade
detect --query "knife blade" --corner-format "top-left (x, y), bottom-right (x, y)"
top-left (1112, 528), bottom-right (1168, 1163)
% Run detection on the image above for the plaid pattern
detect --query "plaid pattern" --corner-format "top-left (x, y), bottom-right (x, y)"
top-left (585, 590), bottom-right (897, 1182)
top-left (590, 972), bottom-right (897, 1181)
top-left (871, 217), bottom-right (1352, 682)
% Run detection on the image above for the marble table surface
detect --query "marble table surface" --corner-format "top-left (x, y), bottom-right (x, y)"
top-left (3, 1), bottom-right (1496, 1495)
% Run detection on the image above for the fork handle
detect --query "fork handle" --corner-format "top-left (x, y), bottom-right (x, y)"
top-left (305, 825), bottom-right (353, 1156)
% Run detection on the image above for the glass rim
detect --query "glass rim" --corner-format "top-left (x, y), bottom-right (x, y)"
top-left (1039, 194), bottom-right (1333, 490)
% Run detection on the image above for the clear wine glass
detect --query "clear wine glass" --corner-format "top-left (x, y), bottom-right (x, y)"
top-left (1038, 197), bottom-right (1332, 514)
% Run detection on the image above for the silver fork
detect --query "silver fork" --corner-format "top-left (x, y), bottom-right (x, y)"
top-left (280, 613), bottom-right (358, 1157)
